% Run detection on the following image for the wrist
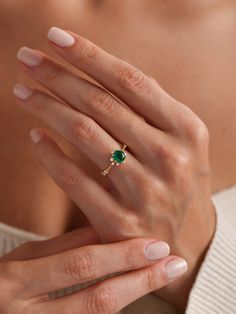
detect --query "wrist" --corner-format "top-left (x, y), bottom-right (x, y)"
top-left (154, 200), bottom-right (216, 310)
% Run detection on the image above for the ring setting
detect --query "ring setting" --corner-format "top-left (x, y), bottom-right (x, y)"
top-left (101, 144), bottom-right (127, 176)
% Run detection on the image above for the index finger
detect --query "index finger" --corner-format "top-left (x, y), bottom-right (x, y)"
top-left (13, 238), bottom-right (170, 297)
top-left (47, 27), bottom-right (189, 132)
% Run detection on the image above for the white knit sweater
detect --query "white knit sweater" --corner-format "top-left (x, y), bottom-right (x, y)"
top-left (0, 184), bottom-right (236, 314)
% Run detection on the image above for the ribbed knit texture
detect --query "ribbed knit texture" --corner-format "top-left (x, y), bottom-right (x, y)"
top-left (186, 186), bottom-right (236, 314)
top-left (0, 184), bottom-right (236, 313)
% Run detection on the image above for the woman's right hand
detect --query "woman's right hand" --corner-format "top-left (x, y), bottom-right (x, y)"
top-left (0, 227), bottom-right (187, 314)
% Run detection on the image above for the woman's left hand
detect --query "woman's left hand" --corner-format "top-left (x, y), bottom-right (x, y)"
top-left (14, 27), bottom-right (216, 309)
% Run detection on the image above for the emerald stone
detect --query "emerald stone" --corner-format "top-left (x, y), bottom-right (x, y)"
top-left (112, 150), bottom-right (126, 164)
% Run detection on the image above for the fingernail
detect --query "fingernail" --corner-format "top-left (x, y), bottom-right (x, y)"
top-left (30, 129), bottom-right (44, 144)
top-left (17, 47), bottom-right (43, 67)
top-left (165, 258), bottom-right (188, 280)
top-left (145, 241), bottom-right (170, 261)
top-left (13, 84), bottom-right (33, 100)
top-left (48, 27), bottom-right (75, 47)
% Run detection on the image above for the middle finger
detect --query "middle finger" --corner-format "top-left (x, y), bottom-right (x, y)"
top-left (13, 85), bottom-right (143, 202)
top-left (16, 47), bottom-right (163, 163)
top-left (17, 238), bottom-right (170, 297)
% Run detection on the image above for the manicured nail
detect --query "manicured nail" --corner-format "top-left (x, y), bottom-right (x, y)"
top-left (48, 27), bottom-right (75, 47)
top-left (13, 84), bottom-right (33, 100)
top-left (17, 47), bottom-right (43, 67)
top-left (165, 258), bottom-right (188, 280)
top-left (30, 129), bottom-right (44, 144)
top-left (145, 241), bottom-right (170, 261)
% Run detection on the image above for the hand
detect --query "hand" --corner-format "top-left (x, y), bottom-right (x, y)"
top-left (14, 27), bottom-right (215, 309)
top-left (0, 226), bottom-right (187, 314)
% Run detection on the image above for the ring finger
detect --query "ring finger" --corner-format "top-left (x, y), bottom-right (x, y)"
top-left (16, 47), bottom-right (164, 163)
top-left (14, 85), bottom-right (145, 202)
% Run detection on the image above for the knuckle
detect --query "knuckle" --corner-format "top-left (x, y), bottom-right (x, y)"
top-left (88, 90), bottom-right (116, 117)
top-left (169, 153), bottom-right (193, 192)
top-left (63, 250), bottom-right (98, 282)
top-left (143, 266), bottom-right (166, 291)
top-left (69, 118), bottom-right (97, 143)
top-left (156, 144), bottom-right (192, 188)
top-left (115, 63), bottom-right (151, 94)
top-left (185, 117), bottom-right (210, 147)
top-left (80, 43), bottom-right (100, 65)
top-left (58, 167), bottom-right (79, 190)
top-left (192, 119), bottom-right (210, 145)
top-left (172, 153), bottom-right (190, 172)
top-left (153, 142), bottom-right (173, 161)
top-left (157, 143), bottom-right (190, 172)
top-left (143, 267), bottom-right (157, 291)
top-left (108, 214), bottom-right (140, 241)
top-left (171, 154), bottom-right (192, 188)
top-left (122, 246), bottom-right (138, 269)
top-left (152, 140), bottom-right (194, 190)
top-left (85, 287), bottom-right (117, 314)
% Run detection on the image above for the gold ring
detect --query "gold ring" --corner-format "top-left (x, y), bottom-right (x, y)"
top-left (101, 144), bottom-right (127, 176)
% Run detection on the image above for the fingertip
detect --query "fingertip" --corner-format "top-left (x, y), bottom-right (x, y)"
top-left (13, 83), bottom-right (33, 101)
top-left (47, 26), bottom-right (75, 48)
top-left (30, 129), bottom-right (45, 144)
top-left (145, 241), bottom-right (170, 261)
top-left (164, 257), bottom-right (188, 281)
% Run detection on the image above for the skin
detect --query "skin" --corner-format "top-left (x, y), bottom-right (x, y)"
top-left (0, 226), bottom-right (185, 313)
top-left (0, 0), bottom-right (236, 311)
top-left (1, 0), bottom-right (236, 235)
top-left (13, 28), bottom-right (214, 309)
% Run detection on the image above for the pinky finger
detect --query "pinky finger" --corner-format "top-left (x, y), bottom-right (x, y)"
top-left (29, 128), bottom-right (123, 241)
top-left (43, 256), bottom-right (188, 314)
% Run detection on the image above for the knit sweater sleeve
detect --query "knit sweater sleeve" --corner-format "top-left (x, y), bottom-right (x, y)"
top-left (186, 203), bottom-right (236, 314)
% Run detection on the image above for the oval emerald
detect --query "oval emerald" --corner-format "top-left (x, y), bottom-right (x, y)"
top-left (112, 150), bottom-right (126, 164)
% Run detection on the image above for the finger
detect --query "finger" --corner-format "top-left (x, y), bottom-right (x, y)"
top-left (16, 47), bottom-right (160, 163)
top-left (1, 227), bottom-right (100, 262)
top-left (13, 84), bottom-right (151, 204)
top-left (26, 128), bottom-right (134, 241)
top-left (43, 256), bottom-right (187, 314)
top-left (47, 27), bottom-right (192, 132)
top-left (18, 237), bottom-right (171, 297)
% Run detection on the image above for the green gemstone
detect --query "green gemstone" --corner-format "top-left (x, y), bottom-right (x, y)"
top-left (112, 150), bottom-right (126, 164)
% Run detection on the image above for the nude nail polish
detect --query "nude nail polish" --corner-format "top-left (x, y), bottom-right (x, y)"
top-left (145, 241), bottom-right (170, 261)
top-left (13, 84), bottom-right (33, 100)
top-left (165, 258), bottom-right (188, 280)
top-left (17, 47), bottom-right (43, 67)
top-left (30, 129), bottom-right (44, 144)
top-left (48, 27), bottom-right (75, 47)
